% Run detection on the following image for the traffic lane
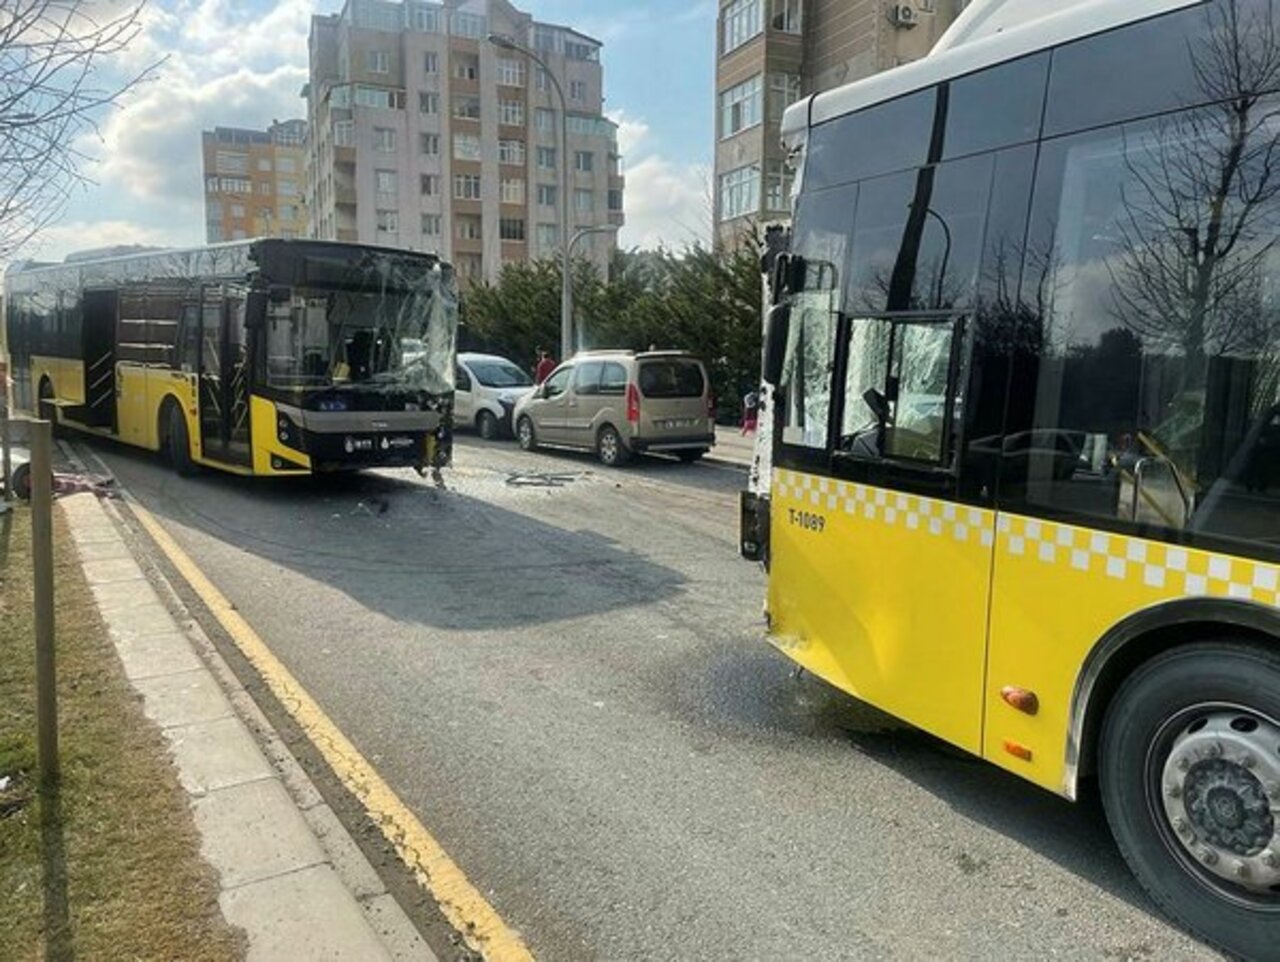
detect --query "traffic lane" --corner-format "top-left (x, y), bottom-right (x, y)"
top-left (87, 438), bottom-right (1215, 961)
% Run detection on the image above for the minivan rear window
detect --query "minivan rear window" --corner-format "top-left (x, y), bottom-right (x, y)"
top-left (639, 359), bottom-right (705, 398)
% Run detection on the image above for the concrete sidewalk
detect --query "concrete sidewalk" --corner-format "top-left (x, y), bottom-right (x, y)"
top-left (711, 427), bottom-right (756, 466)
top-left (60, 490), bottom-right (435, 961)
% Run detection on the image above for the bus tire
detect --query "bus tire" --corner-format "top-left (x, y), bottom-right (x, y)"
top-left (476, 410), bottom-right (499, 441)
top-left (596, 425), bottom-right (630, 467)
top-left (164, 402), bottom-right (196, 477)
top-left (516, 416), bottom-right (537, 452)
top-left (1099, 641), bottom-right (1280, 960)
top-left (11, 461), bottom-right (32, 501)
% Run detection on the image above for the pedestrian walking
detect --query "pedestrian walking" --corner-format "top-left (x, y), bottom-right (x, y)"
top-left (534, 347), bottom-right (556, 385)
top-left (741, 388), bottom-right (759, 435)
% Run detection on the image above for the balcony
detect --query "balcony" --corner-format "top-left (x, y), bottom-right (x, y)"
top-left (334, 183), bottom-right (358, 206)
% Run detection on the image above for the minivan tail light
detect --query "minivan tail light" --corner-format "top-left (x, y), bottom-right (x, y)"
top-left (626, 383), bottom-right (641, 423)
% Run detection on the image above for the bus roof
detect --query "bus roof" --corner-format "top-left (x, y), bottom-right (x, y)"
top-left (781, 0), bottom-right (1203, 143)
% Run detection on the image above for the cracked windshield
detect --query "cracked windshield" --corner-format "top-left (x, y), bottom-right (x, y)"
top-left (5, 1), bottom-right (1280, 961)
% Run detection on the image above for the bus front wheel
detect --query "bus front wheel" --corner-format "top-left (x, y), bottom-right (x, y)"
top-left (1100, 641), bottom-right (1280, 960)
top-left (163, 403), bottom-right (196, 477)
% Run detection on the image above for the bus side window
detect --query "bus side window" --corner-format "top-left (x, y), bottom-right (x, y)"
top-left (1007, 93), bottom-right (1280, 554)
top-left (178, 303), bottom-right (200, 373)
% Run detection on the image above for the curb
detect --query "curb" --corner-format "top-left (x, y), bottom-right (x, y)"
top-left (59, 488), bottom-right (436, 961)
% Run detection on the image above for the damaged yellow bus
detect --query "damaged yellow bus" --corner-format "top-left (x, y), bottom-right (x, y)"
top-left (3, 239), bottom-right (457, 476)
top-left (742, 0), bottom-right (1280, 955)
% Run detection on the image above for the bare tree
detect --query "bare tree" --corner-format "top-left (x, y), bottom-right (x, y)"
top-left (1108, 0), bottom-right (1280, 369)
top-left (0, 0), bottom-right (157, 260)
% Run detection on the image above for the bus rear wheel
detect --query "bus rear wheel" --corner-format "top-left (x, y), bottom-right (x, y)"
top-left (1100, 642), bottom-right (1280, 960)
top-left (163, 402), bottom-right (196, 477)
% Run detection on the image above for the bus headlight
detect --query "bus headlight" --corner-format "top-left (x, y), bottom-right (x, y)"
top-left (277, 412), bottom-right (302, 450)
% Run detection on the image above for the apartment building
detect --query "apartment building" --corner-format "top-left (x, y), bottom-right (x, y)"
top-left (714, 0), bottom-right (966, 248)
top-left (304, 0), bottom-right (625, 283)
top-left (202, 120), bottom-right (308, 243)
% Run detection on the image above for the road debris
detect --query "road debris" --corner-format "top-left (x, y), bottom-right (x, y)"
top-left (505, 471), bottom-right (585, 488)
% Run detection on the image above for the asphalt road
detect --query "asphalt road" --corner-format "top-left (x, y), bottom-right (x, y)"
top-left (84, 435), bottom-right (1217, 961)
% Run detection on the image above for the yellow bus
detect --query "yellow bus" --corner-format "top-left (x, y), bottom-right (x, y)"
top-left (741, 0), bottom-right (1280, 955)
top-left (3, 239), bottom-right (457, 476)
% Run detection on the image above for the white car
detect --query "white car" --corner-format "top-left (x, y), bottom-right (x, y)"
top-left (454, 352), bottom-right (535, 439)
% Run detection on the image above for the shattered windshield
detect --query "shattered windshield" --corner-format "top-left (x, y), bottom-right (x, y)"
top-left (263, 259), bottom-right (456, 396)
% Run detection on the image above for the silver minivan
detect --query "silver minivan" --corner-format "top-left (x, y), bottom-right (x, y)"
top-left (512, 351), bottom-right (715, 466)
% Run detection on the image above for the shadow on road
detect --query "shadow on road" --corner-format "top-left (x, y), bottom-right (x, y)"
top-left (653, 643), bottom-right (1169, 929)
top-left (84, 440), bottom-right (686, 631)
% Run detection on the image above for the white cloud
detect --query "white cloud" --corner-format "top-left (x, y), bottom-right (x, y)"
top-left (25, 219), bottom-right (196, 263)
top-left (609, 110), bottom-right (711, 251)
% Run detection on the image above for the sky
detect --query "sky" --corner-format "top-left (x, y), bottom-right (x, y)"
top-left (33, 0), bottom-right (719, 262)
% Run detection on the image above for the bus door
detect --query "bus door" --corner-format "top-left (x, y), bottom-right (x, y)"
top-left (772, 307), bottom-right (995, 754)
top-left (81, 289), bottom-right (117, 429)
top-left (198, 284), bottom-right (251, 466)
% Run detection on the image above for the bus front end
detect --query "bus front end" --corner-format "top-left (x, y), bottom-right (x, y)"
top-left (249, 242), bottom-right (457, 476)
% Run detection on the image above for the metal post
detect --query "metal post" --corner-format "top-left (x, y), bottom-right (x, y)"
top-left (567, 225), bottom-right (621, 349)
top-left (1, 406), bottom-right (11, 502)
top-left (31, 419), bottom-right (58, 787)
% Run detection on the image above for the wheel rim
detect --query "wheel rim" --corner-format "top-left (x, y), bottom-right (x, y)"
top-left (1148, 702), bottom-right (1280, 907)
top-left (518, 420), bottom-right (533, 447)
top-left (480, 414), bottom-right (494, 439)
top-left (600, 431), bottom-right (618, 463)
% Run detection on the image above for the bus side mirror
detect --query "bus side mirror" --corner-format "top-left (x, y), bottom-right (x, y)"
top-left (763, 303), bottom-right (790, 386)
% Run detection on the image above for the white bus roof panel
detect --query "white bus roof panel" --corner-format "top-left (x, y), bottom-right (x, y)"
top-left (782, 0), bottom-right (1205, 142)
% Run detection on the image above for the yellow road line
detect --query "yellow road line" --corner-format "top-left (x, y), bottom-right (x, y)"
top-left (130, 501), bottom-right (535, 962)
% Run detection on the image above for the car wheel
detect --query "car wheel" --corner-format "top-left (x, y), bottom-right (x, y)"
top-left (677, 449), bottom-right (706, 463)
top-left (165, 402), bottom-right (196, 476)
top-left (477, 410), bottom-right (499, 441)
top-left (517, 416), bottom-right (537, 452)
top-left (596, 425), bottom-right (630, 467)
top-left (11, 461), bottom-right (32, 500)
top-left (1099, 641), bottom-right (1280, 961)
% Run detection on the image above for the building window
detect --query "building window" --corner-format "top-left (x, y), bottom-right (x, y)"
top-left (574, 151), bottom-right (594, 173)
top-left (453, 96), bottom-right (480, 120)
top-left (456, 253), bottom-right (482, 279)
top-left (423, 51), bottom-right (439, 74)
top-left (722, 0), bottom-right (763, 53)
top-left (208, 224), bottom-right (224, 242)
top-left (277, 156), bottom-right (296, 173)
top-left (420, 132), bottom-right (439, 155)
top-left (231, 228), bottom-right (247, 240)
top-left (765, 159), bottom-right (792, 211)
top-left (574, 188), bottom-right (594, 212)
top-left (375, 169), bottom-right (398, 206)
top-left (280, 204), bottom-right (299, 221)
top-left (367, 50), bottom-right (390, 74)
top-left (215, 151), bottom-right (248, 174)
top-left (230, 203), bottom-right (246, 218)
top-left (450, 11), bottom-right (486, 39)
top-left (207, 200), bottom-right (222, 219)
top-left (719, 165), bottom-right (760, 221)
top-left (453, 55), bottom-right (479, 81)
top-left (453, 173), bottom-right (482, 199)
top-left (536, 146), bottom-right (556, 169)
top-left (769, 73), bottom-right (802, 121)
top-left (564, 40), bottom-right (599, 62)
top-left (354, 85), bottom-right (402, 109)
top-left (217, 177), bottom-right (251, 194)
top-left (454, 133), bottom-right (482, 161)
top-left (535, 67), bottom-right (550, 91)
top-left (257, 181), bottom-right (272, 195)
top-left (419, 91), bottom-right (439, 114)
top-left (499, 139), bottom-right (526, 165)
top-left (333, 120), bottom-right (354, 146)
top-left (501, 177), bottom-right (525, 204)
top-left (499, 218), bottom-right (526, 241)
top-left (569, 79), bottom-right (586, 102)
top-left (257, 157), bottom-right (272, 172)
top-left (535, 108), bottom-right (555, 132)
top-left (497, 58), bottom-right (526, 87)
top-left (720, 74), bottom-right (763, 138)
top-left (536, 223), bottom-right (559, 250)
top-left (770, 0), bottom-right (801, 33)
top-left (456, 215), bottom-right (481, 240)
top-left (376, 209), bottom-right (398, 233)
top-left (421, 213), bottom-right (441, 236)
top-left (566, 114), bottom-right (608, 136)
top-left (373, 127), bottom-right (396, 152)
top-left (412, 6), bottom-right (441, 32)
top-left (537, 184), bottom-right (558, 207)
top-left (499, 99), bottom-right (524, 126)
top-left (608, 189), bottom-right (623, 212)
top-left (420, 173), bottom-right (440, 196)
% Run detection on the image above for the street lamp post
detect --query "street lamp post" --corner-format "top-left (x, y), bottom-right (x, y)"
top-left (487, 33), bottom-right (573, 361)
top-left (566, 224), bottom-right (620, 351)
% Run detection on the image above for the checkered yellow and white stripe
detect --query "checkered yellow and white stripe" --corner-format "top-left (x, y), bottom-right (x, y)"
top-left (772, 470), bottom-right (995, 547)
top-left (772, 469), bottom-right (1280, 608)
